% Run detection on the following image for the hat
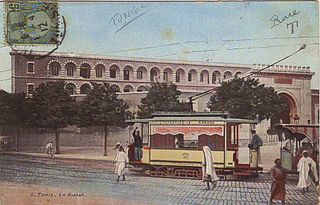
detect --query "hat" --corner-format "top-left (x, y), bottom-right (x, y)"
top-left (302, 150), bottom-right (308, 154)
top-left (113, 142), bottom-right (121, 150)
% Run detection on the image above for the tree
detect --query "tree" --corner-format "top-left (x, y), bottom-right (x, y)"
top-left (0, 90), bottom-right (34, 151)
top-left (77, 83), bottom-right (130, 156)
top-left (137, 82), bottom-right (189, 118)
top-left (31, 81), bottom-right (76, 154)
top-left (207, 78), bottom-right (288, 121)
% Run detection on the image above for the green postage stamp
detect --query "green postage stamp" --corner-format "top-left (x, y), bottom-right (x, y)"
top-left (5, 0), bottom-right (59, 45)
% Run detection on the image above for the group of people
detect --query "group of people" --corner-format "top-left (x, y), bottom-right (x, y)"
top-left (112, 127), bottom-right (142, 183)
top-left (112, 128), bottom-right (319, 204)
top-left (270, 149), bottom-right (318, 204)
top-left (247, 129), bottom-right (319, 204)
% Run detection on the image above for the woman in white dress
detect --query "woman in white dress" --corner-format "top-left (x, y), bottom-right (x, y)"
top-left (202, 146), bottom-right (219, 190)
top-left (113, 146), bottom-right (129, 182)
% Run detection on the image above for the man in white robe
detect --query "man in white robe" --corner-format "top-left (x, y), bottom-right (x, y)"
top-left (202, 146), bottom-right (219, 190)
top-left (113, 146), bottom-right (129, 182)
top-left (45, 142), bottom-right (54, 157)
top-left (297, 150), bottom-right (318, 193)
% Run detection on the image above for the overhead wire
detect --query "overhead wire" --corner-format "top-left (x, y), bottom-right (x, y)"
top-left (187, 44), bottom-right (308, 111)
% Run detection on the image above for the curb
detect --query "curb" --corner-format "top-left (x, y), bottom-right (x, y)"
top-left (0, 152), bottom-right (114, 163)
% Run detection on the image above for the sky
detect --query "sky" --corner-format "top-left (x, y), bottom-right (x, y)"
top-left (0, 1), bottom-right (319, 92)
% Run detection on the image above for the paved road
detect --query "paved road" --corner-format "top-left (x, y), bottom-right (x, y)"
top-left (0, 155), bottom-right (318, 205)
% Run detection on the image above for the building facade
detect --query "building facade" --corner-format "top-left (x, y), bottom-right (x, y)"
top-left (11, 51), bottom-right (315, 125)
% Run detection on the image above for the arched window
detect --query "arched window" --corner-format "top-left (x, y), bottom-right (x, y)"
top-left (80, 63), bottom-right (91, 78)
top-left (137, 66), bottom-right (147, 80)
top-left (49, 62), bottom-right (61, 76)
top-left (163, 68), bottom-right (173, 82)
top-left (137, 85), bottom-right (148, 92)
top-left (110, 84), bottom-right (120, 92)
top-left (223, 71), bottom-right (232, 79)
top-left (200, 70), bottom-right (209, 84)
top-left (150, 67), bottom-right (160, 82)
top-left (95, 64), bottom-right (105, 78)
top-left (65, 83), bottom-right (76, 95)
top-left (109, 65), bottom-right (120, 79)
top-left (123, 85), bottom-right (134, 92)
top-left (235, 71), bottom-right (242, 78)
top-left (80, 84), bottom-right (91, 94)
top-left (123, 66), bottom-right (133, 80)
top-left (176, 68), bottom-right (185, 83)
top-left (188, 69), bottom-right (197, 82)
top-left (65, 62), bottom-right (76, 77)
top-left (212, 71), bottom-right (221, 84)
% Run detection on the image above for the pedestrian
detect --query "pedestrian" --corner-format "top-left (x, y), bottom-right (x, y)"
top-left (132, 127), bottom-right (143, 160)
top-left (297, 150), bottom-right (319, 194)
top-left (113, 146), bottom-right (129, 182)
top-left (45, 142), bottom-right (54, 157)
top-left (270, 158), bottom-right (287, 205)
top-left (202, 146), bottom-right (219, 190)
top-left (248, 129), bottom-right (263, 164)
top-left (113, 142), bottom-right (121, 152)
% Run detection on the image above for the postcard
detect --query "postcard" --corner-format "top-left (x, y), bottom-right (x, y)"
top-left (0, 1), bottom-right (319, 205)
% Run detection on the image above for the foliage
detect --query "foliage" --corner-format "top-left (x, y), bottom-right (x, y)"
top-left (77, 82), bottom-right (130, 128)
top-left (137, 82), bottom-right (189, 118)
top-left (0, 90), bottom-right (33, 127)
top-left (207, 78), bottom-right (288, 121)
top-left (30, 81), bottom-right (77, 129)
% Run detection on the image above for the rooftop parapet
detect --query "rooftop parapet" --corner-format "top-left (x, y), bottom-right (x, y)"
top-left (253, 64), bottom-right (311, 74)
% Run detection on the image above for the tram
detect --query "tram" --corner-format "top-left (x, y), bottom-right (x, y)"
top-left (126, 112), bottom-right (262, 179)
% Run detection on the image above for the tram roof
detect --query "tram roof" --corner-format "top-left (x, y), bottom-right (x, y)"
top-left (126, 112), bottom-right (256, 124)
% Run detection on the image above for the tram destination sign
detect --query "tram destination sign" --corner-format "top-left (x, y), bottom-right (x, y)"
top-left (150, 120), bottom-right (224, 125)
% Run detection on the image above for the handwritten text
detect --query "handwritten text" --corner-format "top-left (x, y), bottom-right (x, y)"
top-left (270, 10), bottom-right (300, 29)
top-left (109, 5), bottom-right (150, 33)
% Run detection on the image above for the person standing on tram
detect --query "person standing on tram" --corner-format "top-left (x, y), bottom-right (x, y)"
top-left (133, 127), bottom-right (142, 160)
top-left (248, 129), bottom-right (263, 165)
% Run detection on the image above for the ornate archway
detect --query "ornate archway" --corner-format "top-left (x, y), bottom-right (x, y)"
top-left (271, 92), bottom-right (298, 127)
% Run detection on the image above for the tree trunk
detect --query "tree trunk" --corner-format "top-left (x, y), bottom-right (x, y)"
top-left (15, 126), bottom-right (20, 152)
top-left (55, 129), bottom-right (60, 154)
top-left (104, 126), bottom-right (108, 156)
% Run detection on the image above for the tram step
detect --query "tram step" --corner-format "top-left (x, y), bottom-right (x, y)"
top-left (233, 172), bottom-right (253, 176)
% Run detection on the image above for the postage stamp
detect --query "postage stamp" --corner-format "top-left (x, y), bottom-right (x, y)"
top-left (5, 0), bottom-right (59, 45)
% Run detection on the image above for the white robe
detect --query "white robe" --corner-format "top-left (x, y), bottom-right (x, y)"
top-left (114, 151), bottom-right (129, 176)
top-left (297, 156), bottom-right (319, 188)
top-left (202, 146), bottom-right (219, 181)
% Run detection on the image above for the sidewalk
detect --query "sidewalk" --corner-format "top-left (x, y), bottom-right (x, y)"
top-left (2, 147), bottom-right (115, 163)
top-left (3, 143), bottom-right (283, 171)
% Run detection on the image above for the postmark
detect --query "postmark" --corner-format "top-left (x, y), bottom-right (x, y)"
top-left (5, 0), bottom-right (59, 45)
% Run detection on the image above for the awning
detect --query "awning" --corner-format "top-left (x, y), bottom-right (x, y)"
top-left (274, 124), bottom-right (319, 144)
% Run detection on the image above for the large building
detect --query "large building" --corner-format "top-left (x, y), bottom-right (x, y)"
top-left (11, 51), bottom-right (316, 126)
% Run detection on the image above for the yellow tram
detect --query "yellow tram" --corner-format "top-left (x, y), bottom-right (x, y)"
top-left (127, 112), bottom-right (262, 179)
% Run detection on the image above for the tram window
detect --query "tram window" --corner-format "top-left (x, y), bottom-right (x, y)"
top-left (151, 134), bottom-right (175, 149)
top-left (175, 134), bottom-right (184, 148)
top-left (175, 134), bottom-right (198, 149)
top-left (227, 124), bottom-right (238, 150)
top-left (198, 134), bottom-right (224, 151)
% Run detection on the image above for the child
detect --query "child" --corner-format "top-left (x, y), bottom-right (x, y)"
top-left (113, 146), bottom-right (129, 182)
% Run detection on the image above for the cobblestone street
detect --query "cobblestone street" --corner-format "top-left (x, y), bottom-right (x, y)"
top-left (0, 155), bottom-right (318, 205)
